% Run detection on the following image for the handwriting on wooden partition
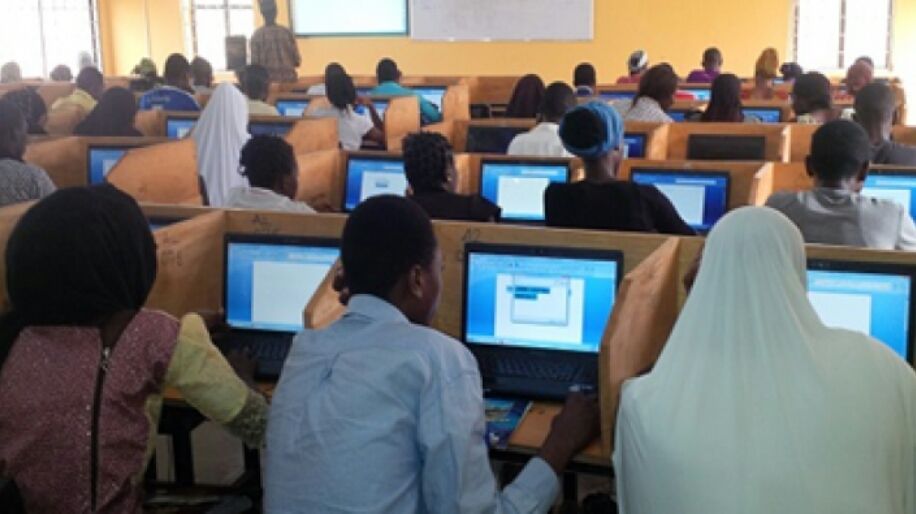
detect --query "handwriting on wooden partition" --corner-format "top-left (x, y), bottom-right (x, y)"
top-left (250, 214), bottom-right (280, 234)
top-left (456, 228), bottom-right (481, 263)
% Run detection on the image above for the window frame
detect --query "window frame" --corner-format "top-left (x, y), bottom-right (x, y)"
top-left (11, 0), bottom-right (102, 76)
top-left (185, 0), bottom-right (254, 71)
top-left (793, 0), bottom-right (895, 72)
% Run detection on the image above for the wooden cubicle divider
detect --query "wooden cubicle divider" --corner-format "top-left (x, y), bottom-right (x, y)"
top-left (303, 260), bottom-right (346, 330)
top-left (626, 121), bottom-right (670, 160)
top-left (135, 110), bottom-right (166, 137)
top-left (45, 104), bottom-right (87, 136)
top-left (749, 164), bottom-right (776, 206)
top-left (285, 117), bottom-right (339, 154)
top-left (619, 160), bottom-right (773, 210)
top-left (295, 149), bottom-right (345, 212)
top-left (24, 136), bottom-right (87, 188)
top-left (107, 139), bottom-right (202, 205)
top-left (788, 123), bottom-right (818, 162)
top-left (36, 82), bottom-right (76, 109)
top-left (441, 84), bottom-right (471, 122)
top-left (466, 76), bottom-right (522, 107)
top-left (891, 125), bottom-right (916, 146)
top-left (384, 96), bottom-right (422, 153)
top-left (666, 123), bottom-right (791, 163)
top-left (772, 162), bottom-right (813, 193)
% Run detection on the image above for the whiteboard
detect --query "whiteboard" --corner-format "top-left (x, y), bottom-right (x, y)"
top-left (410, 0), bottom-right (593, 41)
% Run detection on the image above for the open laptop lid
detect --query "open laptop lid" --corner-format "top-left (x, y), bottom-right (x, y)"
top-left (630, 168), bottom-right (731, 233)
top-left (342, 154), bottom-right (407, 212)
top-left (462, 243), bottom-right (623, 355)
top-left (87, 145), bottom-right (136, 185)
top-left (479, 158), bottom-right (572, 223)
top-left (224, 234), bottom-right (340, 334)
top-left (862, 168), bottom-right (916, 223)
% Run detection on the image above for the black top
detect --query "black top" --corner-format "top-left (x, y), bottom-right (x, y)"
top-left (545, 181), bottom-right (696, 235)
top-left (409, 191), bottom-right (502, 223)
top-left (872, 140), bottom-right (916, 167)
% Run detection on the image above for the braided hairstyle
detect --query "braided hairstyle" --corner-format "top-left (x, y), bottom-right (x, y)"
top-left (239, 135), bottom-right (297, 191)
top-left (403, 132), bottom-right (454, 194)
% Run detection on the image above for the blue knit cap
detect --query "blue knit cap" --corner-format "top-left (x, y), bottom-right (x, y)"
top-left (559, 101), bottom-right (624, 159)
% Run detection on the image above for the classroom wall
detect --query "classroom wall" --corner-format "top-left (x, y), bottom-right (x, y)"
top-left (98, 0), bottom-right (186, 77)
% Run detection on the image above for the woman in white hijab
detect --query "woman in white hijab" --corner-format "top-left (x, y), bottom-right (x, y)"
top-left (614, 207), bottom-right (916, 514)
top-left (193, 83), bottom-right (250, 206)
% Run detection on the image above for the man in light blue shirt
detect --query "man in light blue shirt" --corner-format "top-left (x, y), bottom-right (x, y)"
top-left (370, 58), bottom-right (443, 125)
top-left (138, 54), bottom-right (201, 112)
top-left (265, 195), bottom-right (599, 514)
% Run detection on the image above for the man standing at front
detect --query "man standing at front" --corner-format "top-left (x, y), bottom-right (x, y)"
top-left (251, 0), bottom-right (301, 83)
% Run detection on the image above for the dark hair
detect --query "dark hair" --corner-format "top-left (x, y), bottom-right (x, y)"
top-left (5, 88), bottom-right (47, 135)
top-left (259, 0), bottom-right (278, 22)
top-left (506, 74), bottom-right (546, 118)
top-left (325, 62), bottom-right (346, 83)
top-left (634, 64), bottom-right (678, 107)
top-left (703, 47), bottom-right (723, 67)
top-left (854, 82), bottom-right (896, 125)
top-left (403, 132), bottom-right (453, 193)
top-left (239, 135), bottom-right (297, 189)
top-left (702, 73), bottom-right (744, 122)
top-left (341, 195), bottom-right (438, 298)
top-left (191, 57), bottom-right (213, 87)
top-left (809, 120), bottom-right (871, 182)
top-left (0, 98), bottom-right (27, 161)
top-left (855, 56), bottom-right (875, 68)
top-left (559, 107), bottom-right (605, 157)
top-left (780, 62), bottom-right (803, 82)
top-left (76, 67), bottom-right (104, 95)
top-left (574, 63), bottom-right (597, 88)
top-left (327, 72), bottom-right (357, 110)
top-left (50, 65), bottom-right (73, 82)
top-left (243, 64), bottom-right (271, 101)
top-left (792, 72), bottom-right (833, 114)
top-left (164, 54), bottom-right (191, 83)
top-left (540, 82), bottom-right (577, 122)
top-left (376, 58), bottom-right (400, 84)
top-left (74, 87), bottom-right (140, 138)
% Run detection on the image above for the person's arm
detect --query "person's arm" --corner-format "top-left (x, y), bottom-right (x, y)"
top-left (33, 168), bottom-right (56, 198)
top-left (895, 207), bottom-right (916, 251)
top-left (355, 96), bottom-right (384, 129)
top-left (417, 95), bottom-right (443, 124)
top-left (642, 186), bottom-right (696, 236)
top-left (163, 314), bottom-right (268, 447)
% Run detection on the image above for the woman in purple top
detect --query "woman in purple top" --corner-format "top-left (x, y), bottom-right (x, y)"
top-left (686, 47), bottom-right (723, 83)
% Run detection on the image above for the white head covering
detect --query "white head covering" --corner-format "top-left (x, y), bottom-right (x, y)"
top-left (193, 83), bottom-right (250, 207)
top-left (614, 207), bottom-right (916, 514)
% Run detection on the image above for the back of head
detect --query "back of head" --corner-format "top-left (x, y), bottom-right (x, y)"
top-left (191, 57), bottom-right (213, 87)
top-left (703, 73), bottom-right (743, 122)
top-left (341, 195), bottom-right (437, 299)
top-left (5, 88), bottom-right (47, 133)
top-left (239, 135), bottom-right (297, 191)
top-left (326, 72), bottom-right (356, 110)
top-left (780, 62), bottom-right (804, 82)
top-left (76, 87), bottom-right (138, 136)
top-left (755, 48), bottom-right (779, 80)
top-left (855, 56), bottom-right (875, 69)
top-left (243, 64), bottom-right (271, 101)
top-left (702, 47), bottom-right (723, 70)
top-left (506, 74), bottom-right (546, 118)
top-left (0, 62), bottom-right (21, 84)
top-left (376, 58), bottom-right (400, 84)
top-left (846, 62), bottom-right (874, 95)
top-left (403, 132), bottom-right (453, 193)
top-left (636, 64), bottom-right (678, 105)
top-left (540, 82), bottom-right (577, 122)
top-left (50, 65), bottom-right (73, 82)
top-left (76, 66), bottom-right (104, 98)
top-left (809, 120), bottom-right (871, 182)
top-left (5, 185), bottom-right (156, 327)
top-left (574, 63), bottom-right (597, 88)
top-left (324, 62), bottom-right (346, 83)
top-left (559, 101), bottom-right (623, 160)
top-left (164, 54), bottom-right (191, 85)
top-left (854, 82), bottom-right (896, 127)
top-left (628, 50), bottom-right (649, 75)
top-left (259, 0), bottom-right (278, 22)
top-left (133, 58), bottom-right (158, 79)
top-left (0, 98), bottom-right (27, 160)
top-left (792, 72), bottom-right (833, 114)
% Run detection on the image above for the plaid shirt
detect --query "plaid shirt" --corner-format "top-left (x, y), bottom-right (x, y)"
top-left (250, 24), bottom-right (301, 83)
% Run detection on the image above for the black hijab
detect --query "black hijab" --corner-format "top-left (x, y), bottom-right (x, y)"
top-left (0, 185), bottom-right (157, 368)
top-left (74, 87), bottom-right (142, 137)
top-left (506, 75), bottom-right (546, 118)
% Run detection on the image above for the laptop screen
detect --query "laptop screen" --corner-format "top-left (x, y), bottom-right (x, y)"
top-left (623, 133), bottom-right (647, 159)
top-left (862, 171), bottom-right (916, 223)
top-left (344, 156), bottom-right (407, 211)
top-left (412, 86), bottom-right (447, 111)
top-left (225, 237), bottom-right (340, 333)
top-left (479, 160), bottom-right (569, 222)
top-left (630, 169), bottom-right (730, 232)
top-left (466, 126), bottom-right (530, 154)
top-left (88, 146), bottom-right (131, 185)
top-left (743, 108), bottom-right (782, 123)
top-left (166, 118), bottom-right (197, 139)
top-left (276, 99), bottom-right (310, 117)
top-left (463, 245), bottom-right (622, 354)
top-left (807, 260), bottom-right (914, 362)
top-left (668, 110), bottom-right (688, 122)
top-left (599, 91), bottom-right (636, 101)
top-left (684, 88), bottom-right (712, 101)
top-left (687, 134), bottom-right (767, 161)
top-left (248, 121), bottom-right (295, 137)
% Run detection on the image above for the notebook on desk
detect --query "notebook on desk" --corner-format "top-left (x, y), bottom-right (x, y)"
top-left (462, 243), bottom-right (622, 400)
top-left (219, 234), bottom-right (340, 379)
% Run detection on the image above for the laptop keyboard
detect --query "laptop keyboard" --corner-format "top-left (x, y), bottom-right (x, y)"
top-left (219, 334), bottom-right (292, 364)
top-left (481, 355), bottom-right (584, 383)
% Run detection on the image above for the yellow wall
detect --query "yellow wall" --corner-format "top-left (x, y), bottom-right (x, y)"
top-left (99, 0), bottom-right (186, 77)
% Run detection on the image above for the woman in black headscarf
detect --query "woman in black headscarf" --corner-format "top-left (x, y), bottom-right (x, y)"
top-left (505, 74), bottom-right (546, 118)
top-left (74, 86), bottom-right (143, 137)
top-left (701, 73), bottom-right (746, 123)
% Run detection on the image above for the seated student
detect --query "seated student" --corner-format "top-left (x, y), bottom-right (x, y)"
top-left (702, 73), bottom-right (755, 123)
top-left (545, 102), bottom-right (694, 235)
top-left (506, 74), bottom-right (546, 118)
top-left (49, 64), bottom-right (73, 82)
top-left (792, 72), bottom-right (838, 124)
top-left (508, 81), bottom-right (576, 157)
top-left (617, 50), bottom-right (649, 84)
top-left (403, 132), bottom-right (500, 222)
top-left (129, 58), bottom-right (162, 93)
top-left (686, 47), bottom-right (723, 83)
top-left (74, 87), bottom-right (143, 137)
top-left (844, 61), bottom-right (874, 97)
top-left (0, 98), bottom-right (55, 207)
top-left (780, 62), bottom-right (803, 84)
top-left (191, 56), bottom-right (214, 95)
top-left (193, 83), bottom-right (251, 207)
top-left (242, 64), bottom-right (280, 116)
top-left (744, 48), bottom-right (781, 101)
top-left (50, 66), bottom-right (103, 114)
top-left (265, 194), bottom-right (599, 512)
top-left (138, 54), bottom-right (201, 111)
top-left (0, 185), bottom-right (268, 513)
top-left (0, 62), bottom-right (21, 83)
top-left (614, 207), bottom-right (916, 514)
top-left (370, 58), bottom-right (443, 124)
top-left (226, 135), bottom-right (315, 213)
top-left (306, 62), bottom-right (345, 96)
top-left (311, 72), bottom-right (384, 151)
top-left (855, 82), bottom-right (916, 165)
top-left (613, 64), bottom-right (677, 123)
top-left (5, 88), bottom-right (47, 135)
top-left (767, 120), bottom-right (916, 250)
top-left (574, 63), bottom-right (598, 97)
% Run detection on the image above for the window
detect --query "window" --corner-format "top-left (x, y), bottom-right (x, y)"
top-left (794, 0), bottom-right (894, 71)
top-left (183, 0), bottom-right (255, 71)
top-left (0, 0), bottom-right (99, 78)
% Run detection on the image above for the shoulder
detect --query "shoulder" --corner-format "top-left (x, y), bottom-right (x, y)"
top-left (765, 190), bottom-right (804, 210)
top-left (406, 324), bottom-right (479, 379)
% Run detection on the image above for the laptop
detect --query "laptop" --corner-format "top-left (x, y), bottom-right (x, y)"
top-left (166, 116), bottom-right (198, 139)
top-left (687, 134), bottom-right (767, 161)
top-left (276, 99), bottom-right (310, 117)
top-left (343, 154), bottom-right (407, 212)
top-left (743, 107), bottom-right (782, 123)
top-left (479, 159), bottom-right (571, 223)
top-left (630, 169), bottom-right (731, 233)
top-left (807, 259), bottom-right (915, 363)
top-left (466, 126), bottom-right (530, 154)
top-left (862, 169), bottom-right (916, 223)
top-left (412, 86), bottom-right (447, 111)
top-left (667, 110), bottom-right (689, 122)
top-left (623, 133), bottom-right (648, 159)
top-left (599, 90), bottom-right (636, 102)
top-left (683, 87), bottom-right (712, 101)
top-left (462, 243), bottom-right (623, 399)
top-left (87, 145), bottom-right (135, 185)
top-left (248, 120), bottom-right (295, 137)
top-left (220, 234), bottom-right (340, 379)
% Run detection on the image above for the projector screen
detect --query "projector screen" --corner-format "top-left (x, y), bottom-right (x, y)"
top-left (290, 0), bottom-right (409, 36)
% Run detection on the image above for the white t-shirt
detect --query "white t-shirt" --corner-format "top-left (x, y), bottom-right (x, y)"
top-left (507, 122), bottom-right (571, 158)
top-left (248, 99), bottom-right (280, 116)
top-left (310, 105), bottom-right (374, 151)
top-left (225, 187), bottom-right (316, 213)
top-left (306, 83), bottom-right (326, 96)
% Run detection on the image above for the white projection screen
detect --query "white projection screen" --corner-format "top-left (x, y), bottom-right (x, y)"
top-left (290, 0), bottom-right (409, 36)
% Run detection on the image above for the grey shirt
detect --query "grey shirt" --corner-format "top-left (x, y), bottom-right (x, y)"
top-left (766, 188), bottom-right (916, 251)
top-left (0, 159), bottom-right (56, 207)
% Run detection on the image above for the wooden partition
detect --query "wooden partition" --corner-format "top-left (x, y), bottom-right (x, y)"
top-left (772, 162), bottom-right (813, 193)
top-left (107, 139), bottom-right (202, 205)
top-left (625, 121), bottom-right (670, 160)
top-left (466, 76), bottom-right (522, 106)
top-left (44, 104), bottom-right (87, 136)
top-left (619, 160), bottom-right (773, 210)
top-left (666, 122), bottom-right (790, 162)
top-left (384, 96), bottom-right (422, 153)
top-left (441, 84), bottom-right (471, 122)
top-left (891, 125), bottom-right (916, 146)
top-left (24, 136), bottom-right (167, 189)
top-left (788, 123), bottom-right (818, 162)
top-left (284, 117), bottom-right (339, 154)
top-left (295, 149), bottom-right (345, 212)
top-left (135, 110), bottom-right (165, 137)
